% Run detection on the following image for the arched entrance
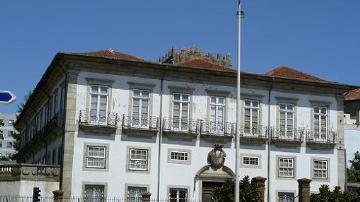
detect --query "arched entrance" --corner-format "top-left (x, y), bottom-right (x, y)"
top-left (195, 165), bottom-right (235, 202)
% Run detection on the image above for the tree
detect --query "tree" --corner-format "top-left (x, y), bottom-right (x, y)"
top-left (0, 156), bottom-right (10, 161)
top-left (310, 185), bottom-right (359, 202)
top-left (211, 176), bottom-right (260, 202)
top-left (9, 90), bottom-right (32, 161)
top-left (16, 89), bottom-right (32, 119)
top-left (348, 151), bottom-right (360, 183)
top-left (0, 119), bottom-right (4, 140)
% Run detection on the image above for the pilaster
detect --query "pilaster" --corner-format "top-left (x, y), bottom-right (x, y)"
top-left (336, 95), bottom-right (346, 189)
top-left (61, 70), bottom-right (79, 198)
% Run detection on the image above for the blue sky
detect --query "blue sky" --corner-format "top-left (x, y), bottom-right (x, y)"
top-left (1, 0), bottom-right (359, 114)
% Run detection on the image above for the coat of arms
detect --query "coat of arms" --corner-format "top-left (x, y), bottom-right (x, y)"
top-left (207, 144), bottom-right (226, 170)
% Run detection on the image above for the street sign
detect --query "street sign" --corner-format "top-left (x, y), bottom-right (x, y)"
top-left (0, 90), bottom-right (16, 105)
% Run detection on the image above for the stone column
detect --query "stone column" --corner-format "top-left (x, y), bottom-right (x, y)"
top-left (61, 70), bottom-right (79, 198)
top-left (336, 95), bottom-right (346, 190)
top-left (141, 192), bottom-right (151, 202)
top-left (297, 178), bottom-right (311, 202)
top-left (53, 190), bottom-right (64, 202)
top-left (252, 176), bottom-right (267, 202)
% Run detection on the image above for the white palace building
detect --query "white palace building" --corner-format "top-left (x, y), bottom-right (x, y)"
top-left (11, 47), bottom-right (356, 201)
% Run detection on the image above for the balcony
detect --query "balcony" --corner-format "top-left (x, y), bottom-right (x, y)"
top-left (79, 110), bottom-right (118, 133)
top-left (0, 164), bottom-right (60, 182)
top-left (200, 121), bottom-right (233, 141)
top-left (306, 131), bottom-right (337, 148)
top-left (42, 113), bottom-right (62, 139)
top-left (239, 125), bottom-right (269, 144)
top-left (162, 118), bottom-right (199, 138)
top-left (17, 113), bottom-right (63, 158)
top-left (271, 128), bottom-right (304, 146)
top-left (122, 115), bottom-right (159, 136)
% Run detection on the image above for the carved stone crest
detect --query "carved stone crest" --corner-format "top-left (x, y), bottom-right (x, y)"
top-left (207, 144), bottom-right (226, 170)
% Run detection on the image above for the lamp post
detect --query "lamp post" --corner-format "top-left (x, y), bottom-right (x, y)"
top-left (235, 0), bottom-right (242, 202)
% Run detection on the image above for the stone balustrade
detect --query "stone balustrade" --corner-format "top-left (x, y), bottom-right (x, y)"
top-left (0, 164), bottom-right (60, 182)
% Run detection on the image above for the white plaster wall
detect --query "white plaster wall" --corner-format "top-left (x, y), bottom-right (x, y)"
top-left (0, 180), bottom-right (59, 197)
top-left (344, 126), bottom-right (360, 167)
top-left (70, 71), bottom-right (340, 201)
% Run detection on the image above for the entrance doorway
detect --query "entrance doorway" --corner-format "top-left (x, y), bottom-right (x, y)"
top-left (201, 181), bottom-right (224, 202)
top-left (195, 165), bottom-right (234, 202)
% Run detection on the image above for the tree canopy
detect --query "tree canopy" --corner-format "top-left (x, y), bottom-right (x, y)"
top-left (310, 185), bottom-right (359, 202)
top-left (348, 151), bottom-right (360, 183)
top-left (211, 176), bottom-right (260, 202)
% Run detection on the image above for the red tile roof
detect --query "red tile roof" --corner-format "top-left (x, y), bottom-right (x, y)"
top-left (178, 58), bottom-right (235, 72)
top-left (73, 49), bottom-right (145, 62)
top-left (265, 66), bottom-right (327, 83)
top-left (344, 88), bottom-right (360, 101)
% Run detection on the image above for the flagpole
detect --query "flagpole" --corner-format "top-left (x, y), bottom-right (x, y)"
top-left (235, 0), bottom-right (242, 202)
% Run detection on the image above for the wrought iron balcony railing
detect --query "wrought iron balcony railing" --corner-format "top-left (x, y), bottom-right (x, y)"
top-left (79, 110), bottom-right (118, 128)
top-left (43, 113), bottom-right (61, 137)
top-left (306, 130), bottom-right (337, 145)
top-left (122, 114), bottom-right (159, 131)
top-left (19, 113), bottom-right (63, 156)
top-left (162, 118), bottom-right (199, 135)
top-left (271, 127), bottom-right (304, 143)
top-left (239, 124), bottom-right (269, 139)
top-left (200, 121), bottom-right (233, 137)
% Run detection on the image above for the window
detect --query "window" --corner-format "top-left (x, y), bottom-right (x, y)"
top-left (132, 89), bottom-right (150, 127)
top-left (209, 96), bottom-right (225, 133)
top-left (6, 142), bottom-right (12, 149)
top-left (89, 85), bottom-right (109, 125)
top-left (127, 186), bottom-right (147, 202)
top-left (278, 157), bottom-right (295, 178)
top-left (168, 149), bottom-right (191, 164)
top-left (172, 93), bottom-right (190, 130)
top-left (86, 146), bottom-right (106, 169)
top-left (169, 188), bottom-right (188, 202)
top-left (52, 149), bottom-right (56, 165)
top-left (45, 152), bottom-right (50, 164)
top-left (313, 106), bottom-right (328, 140)
top-left (0, 141), bottom-right (2, 148)
top-left (278, 192), bottom-right (294, 202)
top-left (60, 84), bottom-right (66, 118)
top-left (128, 148), bottom-right (149, 171)
top-left (313, 159), bottom-right (328, 179)
top-left (168, 150), bottom-right (191, 164)
top-left (8, 120), bottom-right (14, 125)
top-left (9, 131), bottom-right (15, 138)
top-left (84, 184), bottom-right (105, 202)
top-left (279, 103), bottom-right (295, 137)
top-left (244, 99), bottom-right (260, 134)
top-left (57, 146), bottom-right (62, 165)
top-left (49, 96), bottom-right (54, 120)
top-left (170, 151), bottom-right (189, 161)
top-left (53, 89), bottom-right (58, 115)
top-left (243, 156), bottom-right (259, 166)
top-left (36, 113), bottom-right (41, 132)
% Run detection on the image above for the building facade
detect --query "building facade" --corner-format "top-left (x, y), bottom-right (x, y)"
top-left (14, 48), bottom-right (354, 202)
top-left (344, 89), bottom-right (360, 168)
top-left (0, 113), bottom-right (16, 158)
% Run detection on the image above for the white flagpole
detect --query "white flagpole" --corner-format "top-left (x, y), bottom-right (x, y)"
top-left (235, 0), bottom-right (242, 202)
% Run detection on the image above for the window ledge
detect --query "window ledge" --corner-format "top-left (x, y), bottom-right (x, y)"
top-left (240, 136), bottom-right (268, 144)
top-left (306, 141), bottom-right (336, 149)
top-left (79, 123), bottom-right (117, 133)
top-left (163, 130), bottom-right (198, 139)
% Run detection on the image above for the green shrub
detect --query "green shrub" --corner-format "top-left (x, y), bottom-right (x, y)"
top-left (211, 176), bottom-right (260, 202)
